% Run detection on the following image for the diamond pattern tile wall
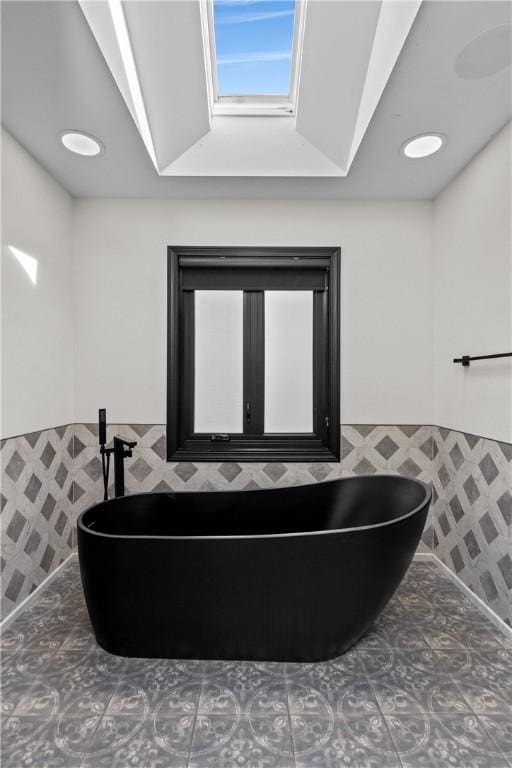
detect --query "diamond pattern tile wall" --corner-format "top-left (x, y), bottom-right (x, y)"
top-left (1, 425), bottom-right (75, 619)
top-left (2, 421), bottom-right (510, 628)
top-left (430, 427), bottom-right (512, 627)
top-left (340, 424), bottom-right (436, 550)
top-left (71, 423), bottom-right (435, 538)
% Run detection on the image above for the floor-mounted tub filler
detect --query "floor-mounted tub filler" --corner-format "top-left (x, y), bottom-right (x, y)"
top-left (77, 475), bottom-right (431, 661)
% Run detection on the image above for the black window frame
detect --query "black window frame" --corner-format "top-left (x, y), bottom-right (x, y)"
top-left (167, 246), bottom-right (340, 462)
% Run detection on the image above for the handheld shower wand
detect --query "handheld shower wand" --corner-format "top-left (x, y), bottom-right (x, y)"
top-left (99, 407), bottom-right (107, 447)
top-left (99, 408), bottom-right (110, 501)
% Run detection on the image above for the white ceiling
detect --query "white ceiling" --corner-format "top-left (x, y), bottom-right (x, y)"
top-left (2, 0), bottom-right (511, 199)
top-left (80, 0), bottom-right (420, 177)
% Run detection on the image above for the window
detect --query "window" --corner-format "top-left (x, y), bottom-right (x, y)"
top-left (201, 0), bottom-right (306, 116)
top-left (167, 247), bottom-right (340, 462)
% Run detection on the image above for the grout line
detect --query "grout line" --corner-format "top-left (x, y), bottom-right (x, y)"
top-left (413, 552), bottom-right (512, 641)
top-left (85, 661), bottom-right (131, 762)
top-left (378, 714), bottom-right (407, 768)
top-left (355, 651), bottom-right (407, 768)
top-left (186, 667), bottom-right (208, 768)
top-left (476, 712), bottom-right (512, 764)
top-left (283, 673), bottom-right (297, 767)
top-left (0, 552), bottom-right (78, 632)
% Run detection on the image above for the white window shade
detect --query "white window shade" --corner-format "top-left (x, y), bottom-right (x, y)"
top-left (264, 290), bottom-right (313, 433)
top-left (194, 290), bottom-right (243, 433)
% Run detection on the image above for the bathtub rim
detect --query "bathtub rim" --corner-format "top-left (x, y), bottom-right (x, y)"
top-left (77, 474), bottom-right (431, 542)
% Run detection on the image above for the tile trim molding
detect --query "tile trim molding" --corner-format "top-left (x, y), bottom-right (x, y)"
top-left (0, 424), bottom-right (74, 444)
top-left (2, 422), bottom-right (510, 446)
top-left (415, 552), bottom-right (512, 641)
top-left (0, 552), bottom-right (77, 632)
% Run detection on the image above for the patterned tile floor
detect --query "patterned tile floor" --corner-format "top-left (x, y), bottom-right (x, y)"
top-left (1, 559), bottom-right (511, 767)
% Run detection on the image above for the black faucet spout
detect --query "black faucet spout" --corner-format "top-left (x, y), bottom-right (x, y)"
top-left (113, 436), bottom-right (137, 498)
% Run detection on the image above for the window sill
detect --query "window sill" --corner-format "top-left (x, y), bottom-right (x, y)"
top-left (168, 436), bottom-right (340, 463)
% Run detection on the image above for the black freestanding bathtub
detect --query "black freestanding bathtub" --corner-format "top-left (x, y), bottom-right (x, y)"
top-left (77, 475), bottom-right (430, 662)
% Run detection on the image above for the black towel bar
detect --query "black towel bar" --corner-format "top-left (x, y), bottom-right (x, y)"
top-left (453, 352), bottom-right (512, 367)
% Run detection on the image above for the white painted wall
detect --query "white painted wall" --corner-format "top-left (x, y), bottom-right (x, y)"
top-left (1, 129), bottom-right (74, 438)
top-left (72, 198), bottom-right (433, 426)
top-left (433, 122), bottom-right (512, 443)
top-left (5, 123), bottom-right (509, 442)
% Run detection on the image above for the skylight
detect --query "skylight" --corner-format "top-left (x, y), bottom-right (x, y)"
top-left (202, 0), bottom-right (305, 115)
top-left (214, 0), bottom-right (295, 96)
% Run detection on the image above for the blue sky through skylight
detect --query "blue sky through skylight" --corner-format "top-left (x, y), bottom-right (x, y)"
top-left (213, 0), bottom-right (296, 96)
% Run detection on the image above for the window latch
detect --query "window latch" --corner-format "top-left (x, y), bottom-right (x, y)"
top-left (210, 434), bottom-right (230, 442)
top-left (246, 402), bottom-right (252, 424)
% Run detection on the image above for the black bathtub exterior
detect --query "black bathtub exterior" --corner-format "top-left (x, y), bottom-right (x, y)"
top-left (77, 475), bottom-right (430, 662)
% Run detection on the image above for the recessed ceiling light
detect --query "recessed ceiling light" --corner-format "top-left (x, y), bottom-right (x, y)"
top-left (60, 131), bottom-right (104, 156)
top-left (401, 133), bottom-right (445, 159)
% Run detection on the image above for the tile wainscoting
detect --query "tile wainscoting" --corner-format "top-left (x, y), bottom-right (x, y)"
top-left (429, 428), bottom-right (511, 627)
top-left (72, 422), bottom-right (433, 508)
top-left (1, 424), bottom-right (510, 626)
top-left (0, 426), bottom-right (75, 619)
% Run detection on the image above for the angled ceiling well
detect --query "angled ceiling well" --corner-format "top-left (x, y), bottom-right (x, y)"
top-left (79, 0), bottom-right (421, 177)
